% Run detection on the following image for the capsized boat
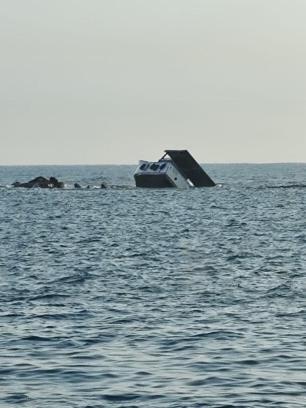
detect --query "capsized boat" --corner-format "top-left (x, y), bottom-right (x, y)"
top-left (134, 150), bottom-right (215, 188)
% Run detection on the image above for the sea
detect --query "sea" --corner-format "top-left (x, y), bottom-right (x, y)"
top-left (1, 163), bottom-right (306, 408)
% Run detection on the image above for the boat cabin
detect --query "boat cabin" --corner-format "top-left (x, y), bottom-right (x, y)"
top-left (134, 150), bottom-right (215, 188)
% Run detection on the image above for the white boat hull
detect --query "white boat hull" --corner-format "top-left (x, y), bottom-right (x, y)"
top-left (134, 160), bottom-right (191, 188)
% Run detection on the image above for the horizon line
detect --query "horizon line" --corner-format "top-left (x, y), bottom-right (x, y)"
top-left (0, 161), bottom-right (306, 167)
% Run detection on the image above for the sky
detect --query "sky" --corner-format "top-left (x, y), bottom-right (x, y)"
top-left (1, 0), bottom-right (305, 165)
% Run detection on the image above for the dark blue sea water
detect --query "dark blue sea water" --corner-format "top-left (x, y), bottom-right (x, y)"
top-left (1, 163), bottom-right (306, 407)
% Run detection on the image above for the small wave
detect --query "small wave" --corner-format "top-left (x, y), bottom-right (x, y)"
top-left (102, 393), bottom-right (141, 402)
top-left (265, 184), bottom-right (306, 189)
top-left (52, 272), bottom-right (94, 285)
top-left (4, 393), bottom-right (31, 404)
top-left (30, 293), bottom-right (70, 301)
top-left (22, 335), bottom-right (54, 342)
top-left (266, 282), bottom-right (292, 297)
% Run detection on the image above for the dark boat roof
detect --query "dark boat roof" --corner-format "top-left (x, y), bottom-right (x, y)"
top-left (163, 150), bottom-right (215, 187)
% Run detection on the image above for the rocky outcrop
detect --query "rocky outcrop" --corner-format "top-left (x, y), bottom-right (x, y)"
top-left (12, 176), bottom-right (64, 189)
top-left (12, 177), bottom-right (107, 189)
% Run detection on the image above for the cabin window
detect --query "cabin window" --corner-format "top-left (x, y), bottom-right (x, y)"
top-left (140, 163), bottom-right (148, 170)
top-left (150, 163), bottom-right (159, 171)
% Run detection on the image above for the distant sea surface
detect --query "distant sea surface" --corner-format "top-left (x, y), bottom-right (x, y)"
top-left (1, 163), bottom-right (306, 408)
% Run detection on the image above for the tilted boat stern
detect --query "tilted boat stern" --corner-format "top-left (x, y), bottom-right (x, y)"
top-left (134, 150), bottom-right (215, 188)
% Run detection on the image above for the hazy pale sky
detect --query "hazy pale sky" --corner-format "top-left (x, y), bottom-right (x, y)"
top-left (1, 0), bottom-right (305, 164)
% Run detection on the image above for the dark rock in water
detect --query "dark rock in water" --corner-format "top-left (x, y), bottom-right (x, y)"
top-left (28, 176), bottom-right (49, 188)
top-left (16, 176), bottom-right (49, 188)
top-left (49, 177), bottom-right (64, 189)
top-left (12, 176), bottom-right (64, 189)
top-left (74, 183), bottom-right (82, 189)
top-left (101, 183), bottom-right (107, 189)
top-left (86, 185), bottom-right (90, 189)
